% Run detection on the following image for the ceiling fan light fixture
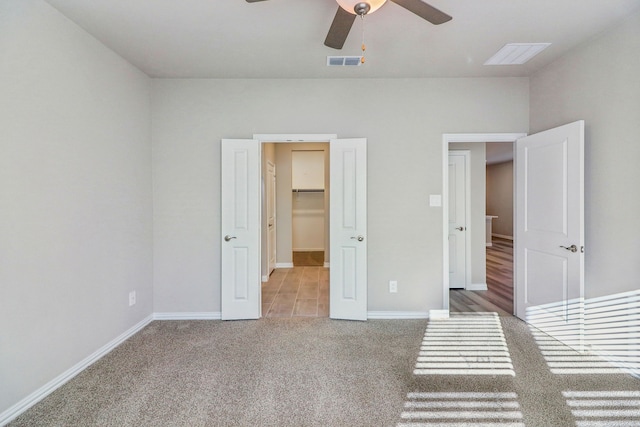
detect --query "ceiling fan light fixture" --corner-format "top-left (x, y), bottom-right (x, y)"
top-left (336, 0), bottom-right (387, 15)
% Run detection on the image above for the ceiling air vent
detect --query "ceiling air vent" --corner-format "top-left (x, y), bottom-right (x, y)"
top-left (327, 56), bottom-right (363, 67)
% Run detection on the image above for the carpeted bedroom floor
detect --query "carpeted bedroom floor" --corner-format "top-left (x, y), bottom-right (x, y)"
top-left (9, 314), bottom-right (639, 426)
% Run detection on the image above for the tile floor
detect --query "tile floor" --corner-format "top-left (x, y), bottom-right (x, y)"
top-left (262, 267), bottom-right (329, 318)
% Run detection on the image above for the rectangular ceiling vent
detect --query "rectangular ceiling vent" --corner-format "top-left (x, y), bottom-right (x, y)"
top-left (484, 43), bottom-right (552, 65)
top-left (327, 56), bottom-right (363, 67)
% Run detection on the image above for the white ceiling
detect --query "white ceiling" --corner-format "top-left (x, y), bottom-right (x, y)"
top-left (45, 0), bottom-right (640, 79)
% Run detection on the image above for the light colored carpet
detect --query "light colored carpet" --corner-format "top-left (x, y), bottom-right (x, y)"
top-left (9, 315), bottom-right (640, 426)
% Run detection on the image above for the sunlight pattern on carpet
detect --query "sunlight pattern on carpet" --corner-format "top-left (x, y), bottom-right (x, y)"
top-left (563, 390), bottom-right (640, 426)
top-left (398, 391), bottom-right (524, 427)
top-left (414, 312), bottom-right (515, 376)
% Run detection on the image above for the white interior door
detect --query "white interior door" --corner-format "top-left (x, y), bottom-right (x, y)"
top-left (330, 138), bottom-right (367, 321)
top-left (266, 160), bottom-right (276, 276)
top-left (221, 139), bottom-right (261, 320)
top-left (515, 120), bottom-right (584, 349)
top-left (448, 152), bottom-right (468, 289)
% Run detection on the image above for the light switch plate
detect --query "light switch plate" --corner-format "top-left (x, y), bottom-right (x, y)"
top-left (429, 194), bottom-right (442, 207)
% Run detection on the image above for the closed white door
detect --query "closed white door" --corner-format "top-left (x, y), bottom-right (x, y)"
top-left (330, 138), bottom-right (367, 321)
top-left (515, 121), bottom-right (585, 349)
top-left (448, 152), bottom-right (468, 289)
top-left (221, 139), bottom-right (261, 320)
top-left (266, 160), bottom-right (277, 276)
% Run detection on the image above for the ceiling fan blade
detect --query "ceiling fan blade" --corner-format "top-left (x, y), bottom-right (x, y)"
top-left (390, 0), bottom-right (452, 25)
top-left (324, 7), bottom-right (356, 49)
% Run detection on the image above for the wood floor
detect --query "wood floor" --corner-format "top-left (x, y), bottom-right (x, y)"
top-left (262, 267), bottom-right (329, 318)
top-left (450, 237), bottom-right (514, 316)
top-left (292, 251), bottom-right (325, 267)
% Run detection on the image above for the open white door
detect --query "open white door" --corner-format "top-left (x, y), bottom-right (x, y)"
top-left (221, 139), bottom-right (261, 320)
top-left (515, 121), bottom-right (585, 349)
top-left (448, 152), bottom-right (468, 289)
top-left (330, 138), bottom-right (367, 321)
top-left (266, 160), bottom-right (277, 276)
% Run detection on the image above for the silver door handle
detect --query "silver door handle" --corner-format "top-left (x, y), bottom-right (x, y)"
top-left (351, 235), bottom-right (364, 242)
top-left (456, 226), bottom-right (465, 231)
top-left (560, 244), bottom-right (578, 253)
top-left (224, 235), bottom-right (237, 242)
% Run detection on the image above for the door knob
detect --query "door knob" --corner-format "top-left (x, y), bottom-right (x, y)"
top-left (351, 235), bottom-right (364, 242)
top-left (560, 244), bottom-right (578, 253)
top-left (455, 226), bottom-right (465, 231)
top-left (224, 235), bottom-right (237, 242)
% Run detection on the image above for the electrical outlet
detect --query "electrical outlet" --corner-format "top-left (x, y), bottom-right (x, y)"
top-left (129, 291), bottom-right (136, 306)
top-left (389, 280), bottom-right (398, 293)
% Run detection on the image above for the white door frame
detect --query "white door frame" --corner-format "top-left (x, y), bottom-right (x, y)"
top-left (447, 150), bottom-right (471, 289)
top-left (441, 133), bottom-right (527, 313)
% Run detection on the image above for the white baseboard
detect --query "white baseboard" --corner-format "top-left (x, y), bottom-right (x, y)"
top-left (467, 283), bottom-right (488, 291)
top-left (492, 233), bottom-right (513, 241)
top-left (367, 311), bottom-right (429, 319)
top-left (153, 312), bottom-right (221, 320)
top-left (0, 314), bottom-right (153, 427)
top-left (275, 262), bottom-right (294, 268)
top-left (262, 275), bottom-right (269, 282)
top-left (429, 309), bottom-right (450, 319)
top-left (292, 248), bottom-right (324, 252)
top-left (323, 262), bottom-right (330, 268)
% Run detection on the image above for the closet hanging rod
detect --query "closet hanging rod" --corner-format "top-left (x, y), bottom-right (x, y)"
top-left (292, 189), bottom-right (324, 193)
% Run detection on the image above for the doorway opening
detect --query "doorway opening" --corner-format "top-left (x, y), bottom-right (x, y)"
top-left (442, 133), bottom-right (525, 317)
top-left (221, 134), bottom-right (368, 321)
top-left (291, 149), bottom-right (326, 267)
top-left (261, 141), bottom-right (330, 318)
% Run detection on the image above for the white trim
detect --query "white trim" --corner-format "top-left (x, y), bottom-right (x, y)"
top-left (292, 248), bottom-right (325, 252)
top-left (429, 309), bottom-right (450, 319)
top-left (262, 275), bottom-right (269, 282)
top-left (275, 262), bottom-right (294, 268)
top-left (253, 134), bottom-right (337, 143)
top-left (442, 133), bottom-right (526, 313)
top-left (492, 233), bottom-right (514, 241)
top-left (153, 312), bottom-right (221, 320)
top-left (367, 311), bottom-right (429, 319)
top-left (323, 262), bottom-right (330, 268)
top-left (0, 315), bottom-right (153, 426)
top-left (467, 283), bottom-right (488, 291)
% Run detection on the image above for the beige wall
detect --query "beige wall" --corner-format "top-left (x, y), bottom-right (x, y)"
top-left (486, 161), bottom-right (514, 238)
top-left (529, 10), bottom-right (640, 299)
top-left (152, 78), bottom-right (529, 314)
top-left (450, 144), bottom-right (487, 287)
top-left (1, 0), bottom-right (152, 415)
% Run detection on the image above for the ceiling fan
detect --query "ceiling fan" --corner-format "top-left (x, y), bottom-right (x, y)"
top-left (246, 0), bottom-right (452, 49)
